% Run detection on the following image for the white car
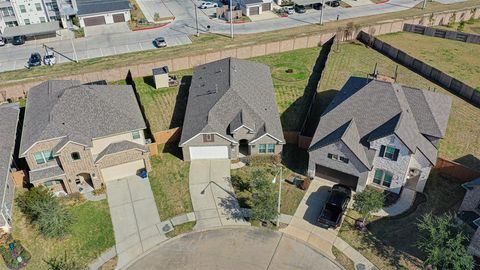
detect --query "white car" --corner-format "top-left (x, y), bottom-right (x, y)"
top-left (0, 37), bottom-right (5, 47)
top-left (44, 51), bottom-right (56, 66)
top-left (199, 2), bottom-right (218, 9)
top-left (284, 6), bottom-right (295, 15)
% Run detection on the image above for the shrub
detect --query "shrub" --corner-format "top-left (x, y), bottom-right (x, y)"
top-left (457, 21), bottom-right (465, 32)
top-left (44, 252), bottom-right (83, 270)
top-left (16, 187), bottom-right (57, 221)
top-left (353, 187), bottom-right (385, 222)
top-left (36, 207), bottom-right (73, 238)
top-left (72, 16), bottom-right (80, 28)
top-left (250, 170), bottom-right (278, 222)
top-left (153, 12), bottom-right (160, 22)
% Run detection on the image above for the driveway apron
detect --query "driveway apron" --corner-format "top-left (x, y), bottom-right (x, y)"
top-left (189, 159), bottom-right (249, 230)
top-left (106, 175), bottom-right (166, 268)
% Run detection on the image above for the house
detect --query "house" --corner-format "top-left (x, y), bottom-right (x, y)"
top-left (0, 103), bottom-right (20, 232)
top-left (308, 77), bottom-right (452, 194)
top-left (75, 0), bottom-right (131, 27)
top-left (459, 178), bottom-right (480, 257)
top-left (19, 81), bottom-right (151, 195)
top-left (179, 58), bottom-right (285, 161)
top-left (235, 0), bottom-right (273, 16)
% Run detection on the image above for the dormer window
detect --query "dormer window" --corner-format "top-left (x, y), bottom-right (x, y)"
top-left (71, 152), bottom-right (81, 161)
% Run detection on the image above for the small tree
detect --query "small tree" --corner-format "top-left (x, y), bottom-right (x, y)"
top-left (37, 207), bottom-right (73, 238)
top-left (250, 170), bottom-right (278, 222)
top-left (17, 187), bottom-right (57, 221)
top-left (153, 12), bottom-right (160, 22)
top-left (44, 252), bottom-right (83, 270)
top-left (353, 188), bottom-right (385, 224)
top-left (417, 213), bottom-right (474, 270)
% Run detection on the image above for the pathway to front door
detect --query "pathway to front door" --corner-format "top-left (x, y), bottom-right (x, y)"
top-left (189, 159), bottom-right (250, 230)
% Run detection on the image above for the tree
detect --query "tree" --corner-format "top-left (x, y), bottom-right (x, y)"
top-left (16, 187), bottom-right (57, 221)
top-left (353, 188), bottom-right (385, 223)
top-left (44, 252), bottom-right (83, 270)
top-left (250, 170), bottom-right (278, 222)
top-left (417, 213), bottom-right (474, 270)
top-left (37, 207), bottom-right (73, 238)
top-left (153, 12), bottom-right (160, 22)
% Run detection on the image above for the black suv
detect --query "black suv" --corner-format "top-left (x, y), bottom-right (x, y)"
top-left (27, 53), bottom-right (42, 67)
top-left (12, 35), bottom-right (26, 45)
top-left (318, 184), bottom-right (352, 229)
top-left (294, 4), bottom-right (306, 13)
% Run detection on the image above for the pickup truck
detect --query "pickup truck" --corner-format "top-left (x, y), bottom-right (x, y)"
top-left (318, 184), bottom-right (352, 229)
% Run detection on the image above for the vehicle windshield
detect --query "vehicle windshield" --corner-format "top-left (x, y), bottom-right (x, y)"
top-left (46, 54), bottom-right (54, 59)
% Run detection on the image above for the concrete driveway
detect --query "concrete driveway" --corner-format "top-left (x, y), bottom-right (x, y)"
top-left (84, 22), bottom-right (131, 37)
top-left (106, 175), bottom-right (166, 268)
top-left (126, 227), bottom-right (343, 270)
top-left (189, 159), bottom-right (249, 230)
top-left (136, 0), bottom-right (174, 22)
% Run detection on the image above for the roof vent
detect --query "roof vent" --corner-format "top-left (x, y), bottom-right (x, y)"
top-left (215, 69), bottom-right (222, 74)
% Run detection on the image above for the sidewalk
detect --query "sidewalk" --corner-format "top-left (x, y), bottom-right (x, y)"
top-left (373, 188), bottom-right (415, 217)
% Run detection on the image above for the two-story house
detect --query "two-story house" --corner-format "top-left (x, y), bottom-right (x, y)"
top-left (308, 77), bottom-right (452, 194)
top-left (459, 178), bottom-right (480, 258)
top-left (19, 80), bottom-right (151, 195)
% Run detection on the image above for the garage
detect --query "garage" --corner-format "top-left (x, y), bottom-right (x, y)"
top-left (83, 16), bottom-right (106, 26)
top-left (112, 13), bottom-right (125, 23)
top-left (249, 6), bottom-right (260, 15)
top-left (101, 159), bottom-right (145, 181)
top-left (315, 164), bottom-right (359, 189)
top-left (189, 146), bottom-right (229, 160)
top-left (261, 3), bottom-right (271, 12)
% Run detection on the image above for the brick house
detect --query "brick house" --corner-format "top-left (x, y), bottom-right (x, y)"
top-left (459, 178), bottom-right (480, 258)
top-left (19, 81), bottom-right (151, 195)
top-left (308, 77), bottom-right (452, 194)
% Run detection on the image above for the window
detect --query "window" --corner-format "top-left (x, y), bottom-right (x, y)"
top-left (259, 144), bottom-right (266, 153)
top-left (35, 3), bottom-right (42, 11)
top-left (6, 21), bottom-right (18, 27)
top-left (379, 145), bottom-right (399, 161)
top-left (267, 144), bottom-right (275, 153)
top-left (339, 156), bottom-right (349, 164)
top-left (33, 151), bottom-right (54, 165)
top-left (202, 134), bottom-right (214, 143)
top-left (132, 130), bottom-right (141, 140)
top-left (45, 2), bottom-right (58, 11)
top-left (0, 7), bottom-right (15, 16)
top-left (19, 5), bottom-right (26, 13)
top-left (39, 17), bottom-right (46, 23)
top-left (71, 152), bottom-right (81, 160)
top-left (373, 169), bottom-right (393, 187)
top-left (327, 153), bottom-right (338, 160)
top-left (44, 180), bottom-right (62, 187)
top-left (24, 19), bottom-right (30, 25)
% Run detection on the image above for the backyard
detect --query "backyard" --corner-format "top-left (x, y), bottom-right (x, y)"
top-left (318, 41), bottom-right (480, 169)
top-left (379, 31), bottom-right (480, 89)
top-left (338, 171), bottom-right (467, 269)
top-left (435, 18), bottom-right (480, 35)
top-left (10, 197), bottom-right (114, 270)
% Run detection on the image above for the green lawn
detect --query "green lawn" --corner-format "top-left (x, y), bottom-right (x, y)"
top-left (435, 18), bottom-right (480, 35)
top-left (149, 144), bottom-right (193, 220)
top-left (10, 198), bottom-right (114, 270)
top-left (379, 32), bottom-right (480, 89)
top-left (318, 42), bottom-right (480, 169)
top-left (165, 222), bottom-right (196, 238)
top-left (338, 171), bottom-right (466, 270)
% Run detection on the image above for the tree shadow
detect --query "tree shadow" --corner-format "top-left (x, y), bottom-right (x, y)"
top-left (281, 144), bottom-right (308, 175)
top-left (301, 89), bottom-right (339, 137)
top-left (454, 154), bottom-right (480, 171)
top-left (169, 76), bottom-right (191, 129)
top-left (303, 185), bottom-right (331, 225)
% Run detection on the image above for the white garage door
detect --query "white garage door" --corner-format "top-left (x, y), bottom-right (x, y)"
top-left (101, 159), bottom-right (145, 181)
top-left (189, 146), bottom-right (229, 160)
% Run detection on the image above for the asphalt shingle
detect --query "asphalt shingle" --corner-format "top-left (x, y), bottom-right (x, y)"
top-left (76, 0), bottom-right (131, 16)
top-left (95, 140), bottom-right (147, 162)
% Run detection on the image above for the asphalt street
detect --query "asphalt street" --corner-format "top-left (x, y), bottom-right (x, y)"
top-left (0, 0), bottom-right (457, 72)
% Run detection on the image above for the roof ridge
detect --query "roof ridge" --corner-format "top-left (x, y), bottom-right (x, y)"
top-left (419, 90), bottom-right (442, 137)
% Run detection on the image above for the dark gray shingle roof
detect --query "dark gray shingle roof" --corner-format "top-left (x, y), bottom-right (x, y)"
top-left (95, 140), bottom-right (147, 162)
top-left (76, 0), bottom-right (131, 16)
top-left (29, 165), bottom-right (65, 182)
top-left (309, 77), bottom-right (452, 166)
top-left (180, 58), bottom-right (284, 145)
top-left (20, 81), bottom-right (146, 156)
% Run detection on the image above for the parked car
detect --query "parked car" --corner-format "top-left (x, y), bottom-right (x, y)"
top-left (326, 0), bottom-right (340, 7)
top-left (0, 37), bottom-right (5, 46)
top-left (199, 2), bottom-right (218, 9)
top-left (294, 4), bottom-right (306, 13)
top-left (318, 184), bottom-right (351, 229)
top-left (153, 37), bottom-right (167, 48)
top-left (27, 53), bottom-right (42, 67)
top-left (312, 3), bottom-right (323, 10)
top-left (44, 51), bottom-right (56, 66)
top-left (284, 6), bottom-right (295, 15)
top-left (12, 35), bottom-right (26, 45)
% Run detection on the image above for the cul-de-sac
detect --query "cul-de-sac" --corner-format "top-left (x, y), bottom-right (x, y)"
top-left (0, 0), bottom-right (479, 269)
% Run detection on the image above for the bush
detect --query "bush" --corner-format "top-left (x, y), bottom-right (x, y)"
top-left (353, 187), bottom-right (385, 222)
top-left (16, 187), bottom-right (57, 221)
top-left (36, 207), bottom-right (73, 238)
top-left (44, 252), bottom-right (83, 270)
top-left (72, 16), bottom-right (80, 28)
top-left (153, 12), bottom-right (160, 22)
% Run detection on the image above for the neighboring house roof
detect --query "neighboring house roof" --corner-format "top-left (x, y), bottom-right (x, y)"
top-left (95, 140), bottom-right (147, 162)
top-left (0, 104), bottom-right (19, 213)
top-left (20, 80), bottom-right (146, 157)
top-left (179, 58), bottom-right (285, 146)
top-left (76, 0), bottom-right (131, 16)
top-left (29, 165), bottom-right (65, 183)
top-left (309, 77), bottom-right (452, 167)
top-left (462, 178), bottom-right (480, 190)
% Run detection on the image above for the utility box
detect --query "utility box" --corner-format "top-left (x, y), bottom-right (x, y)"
top-left (152, 66), bottom-right (169, 89)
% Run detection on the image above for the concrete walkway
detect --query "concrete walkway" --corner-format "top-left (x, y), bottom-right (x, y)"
top-left (373, 188), bottom-right (416, 217)
top-left (281, 178), bottom-right (378, 269)
top-left (105, 175), bottom-right (167, 269)
top-left (189, 159), bottom-right (249, 230)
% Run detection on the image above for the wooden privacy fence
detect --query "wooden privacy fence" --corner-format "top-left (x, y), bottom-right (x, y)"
top-left (434, 157), bottom-right (480, 182)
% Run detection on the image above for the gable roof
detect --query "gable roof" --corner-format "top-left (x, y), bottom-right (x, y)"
top-left (179, 58), bottom-right (284, 145)
top-left (0, 103), bottom-right (19, 184)
top-left (95, 140), bottom-right (147, 162)
top-left (309, 77), bottom-right (452, 166)
top-left (20, 81), bottom-right (146, 156)
top-left (76, 0), bottom-right (131, 16)
top-left (462, 178), bottom-right (480, 190)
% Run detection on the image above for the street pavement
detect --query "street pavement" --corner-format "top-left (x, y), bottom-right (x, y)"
top-left (0, 0), bottom-right (447, 72)
top-left (105, 175), bottom-right (167, 269)
top-left (189, 159), bottom-right (249, 230)
top-left (126, 227), bottom-right (343, 270)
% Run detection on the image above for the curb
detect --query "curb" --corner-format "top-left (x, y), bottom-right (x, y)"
top-left (375, 0), bottom-right (390, 3)
top-left (131, 19), bottom-right (174, 32)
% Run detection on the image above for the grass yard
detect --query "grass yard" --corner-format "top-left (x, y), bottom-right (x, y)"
top-left (435, 18), bottom-right (480, 35)
top-left (332, 246), bottom-right (355, 270)
top-left (149, 144), bottom-right (193, 220)
top-left (318, 42), bottom-right (480, 169)
top-left (10, 199), bottom-right (114, 270)
top-left (379, 32), bottom-right (480, 89)
top-left (338, 171), bottom-right (466, 270)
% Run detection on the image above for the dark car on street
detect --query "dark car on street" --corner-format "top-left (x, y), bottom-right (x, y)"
top-left (326, 0), bottom-right (340, 7)
top-left (294, 4), bottom-right (306, 13)
top-left (27, 53), bottom-right (42, 67)
top-left (318, 184), bottom-right (352, 229)
top-left (153, 37), bottom-right (167, 48)
top-left (12, 35), bottom-right (26, 45)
